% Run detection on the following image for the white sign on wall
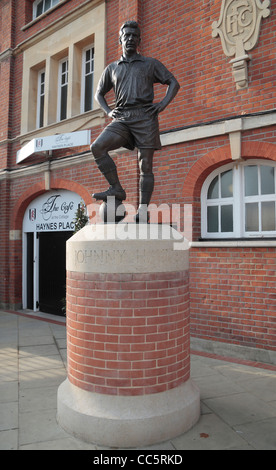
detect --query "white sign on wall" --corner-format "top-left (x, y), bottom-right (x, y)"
top-left (23, 190), bottom-right (84, 232)
top-left (17, 130), bottom-right (91, 163)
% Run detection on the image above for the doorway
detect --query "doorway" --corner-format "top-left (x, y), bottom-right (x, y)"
top-left (38, 231), bottom-right (73, 315)
top-left (24, 230), bottom-right (73, 316)
top-left (22, 189), bottom-right (84, 315)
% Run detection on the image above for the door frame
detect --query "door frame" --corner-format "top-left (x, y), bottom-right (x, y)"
top-left (22, 232), bottom-right (40, 312)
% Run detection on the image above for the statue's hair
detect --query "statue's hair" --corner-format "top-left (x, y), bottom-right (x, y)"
top-left (119, 21), bottom-right (141, 40)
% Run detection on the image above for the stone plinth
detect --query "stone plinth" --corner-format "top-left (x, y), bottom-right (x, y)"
top-left (57, 223), bottom-right (200, 447)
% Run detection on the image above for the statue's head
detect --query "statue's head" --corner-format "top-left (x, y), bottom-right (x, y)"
top-left (119, 20), bottom-right (141, 45)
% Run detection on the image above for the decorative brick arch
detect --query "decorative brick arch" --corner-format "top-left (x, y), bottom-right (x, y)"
top-left (12, 178), bottom-right (93, 231)
top-left (182, 141), bottom-right (276, 200)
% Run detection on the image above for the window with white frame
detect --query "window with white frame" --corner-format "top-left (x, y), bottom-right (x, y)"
top-left (57, 58), bottom-right (68, 121)
top-left (20, 2), bottom-right (105, 136)
top-left (37, 69), bottom-right (45, 128)
top-left (31, 44), bottom-right (96, 130)
top-left (33, 0), bottom-right (59, 19)
top-left (82, 46), bottom-right (94, 113)
top-left (201, 160), bottom-right (276, 239)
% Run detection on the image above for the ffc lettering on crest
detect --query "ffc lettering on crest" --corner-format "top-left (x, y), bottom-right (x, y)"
top-left (212, 0), bottom-right (271, 89)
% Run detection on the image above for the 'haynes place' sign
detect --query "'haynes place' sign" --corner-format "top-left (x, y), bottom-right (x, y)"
top-left (23, 190), bottom-right (84, 233)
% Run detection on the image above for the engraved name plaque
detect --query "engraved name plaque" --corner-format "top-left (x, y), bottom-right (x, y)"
top-left (66, 224), bottom-right (189, 274)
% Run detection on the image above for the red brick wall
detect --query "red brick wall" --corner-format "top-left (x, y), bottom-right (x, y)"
top-left (66, 270), bottom-right (190, 395)
top-left (0, 178), bottom-right (10, 306)
top-left (140, 0), bottom-right (275, 131)
top-left (190, 247), bottom-right (276, 352)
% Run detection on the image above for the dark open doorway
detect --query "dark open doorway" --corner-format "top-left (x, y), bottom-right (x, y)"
top-left (39, 231), bottom-right (73, 316)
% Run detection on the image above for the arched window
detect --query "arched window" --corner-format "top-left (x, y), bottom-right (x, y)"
top-left (201, 160), bottom-right (276, 239)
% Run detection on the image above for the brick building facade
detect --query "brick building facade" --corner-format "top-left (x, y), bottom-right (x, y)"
top-left (0, 0), bottom-right (275, 362)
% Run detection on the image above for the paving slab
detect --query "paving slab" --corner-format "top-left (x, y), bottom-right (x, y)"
top-left (0, 381), bottom-right (18, 404)
top-left (171, 413), bottom-right (254, 450)
top-left (19, 385), bottom-right (61, 413)
top-left (19, 354), bottom-right (64, 372)
top-left (233, 417), bottom-right (276, 450)
top-left (0, 429), bottom-right (18, 450)
top-left (19, 408), bottom-right (68, 447)
top-left (19, 344), bottom-right (60, 357)
top-left (0, 402), bottom-right (18, 432)
top-left (204, 392), bottom-right (276, 427)
top-left (19, 436), bottom-right (99, 450)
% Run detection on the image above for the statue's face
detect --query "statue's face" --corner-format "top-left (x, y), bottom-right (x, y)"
top-left (120, 26), bottom-right (141, 54)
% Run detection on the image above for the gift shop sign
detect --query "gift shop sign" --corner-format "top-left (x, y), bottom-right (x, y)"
top-left (23, 190), bottom-right (83, 232)
top-left (17, 130), bottom-right (91, 163)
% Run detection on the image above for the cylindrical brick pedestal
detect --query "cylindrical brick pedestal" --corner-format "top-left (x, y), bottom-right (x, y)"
top-left (57, 224), bottom-right (200, 447)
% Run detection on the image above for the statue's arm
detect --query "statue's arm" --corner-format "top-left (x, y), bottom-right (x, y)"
top-left (95, 89), bottom-right (114, 118)
top-left (158, 76), bottom-right (180, 113)
top-left (94, 66), bottom-right (116, 118)
top-left (147, 76), bottom-right (180, 116)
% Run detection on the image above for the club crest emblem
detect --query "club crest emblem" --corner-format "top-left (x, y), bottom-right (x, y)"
top-left (212, 0), bottom-right (271, 89)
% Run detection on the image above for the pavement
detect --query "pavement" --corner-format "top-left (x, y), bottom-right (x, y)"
top-left (0, 309), bottom-right (276, 451)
